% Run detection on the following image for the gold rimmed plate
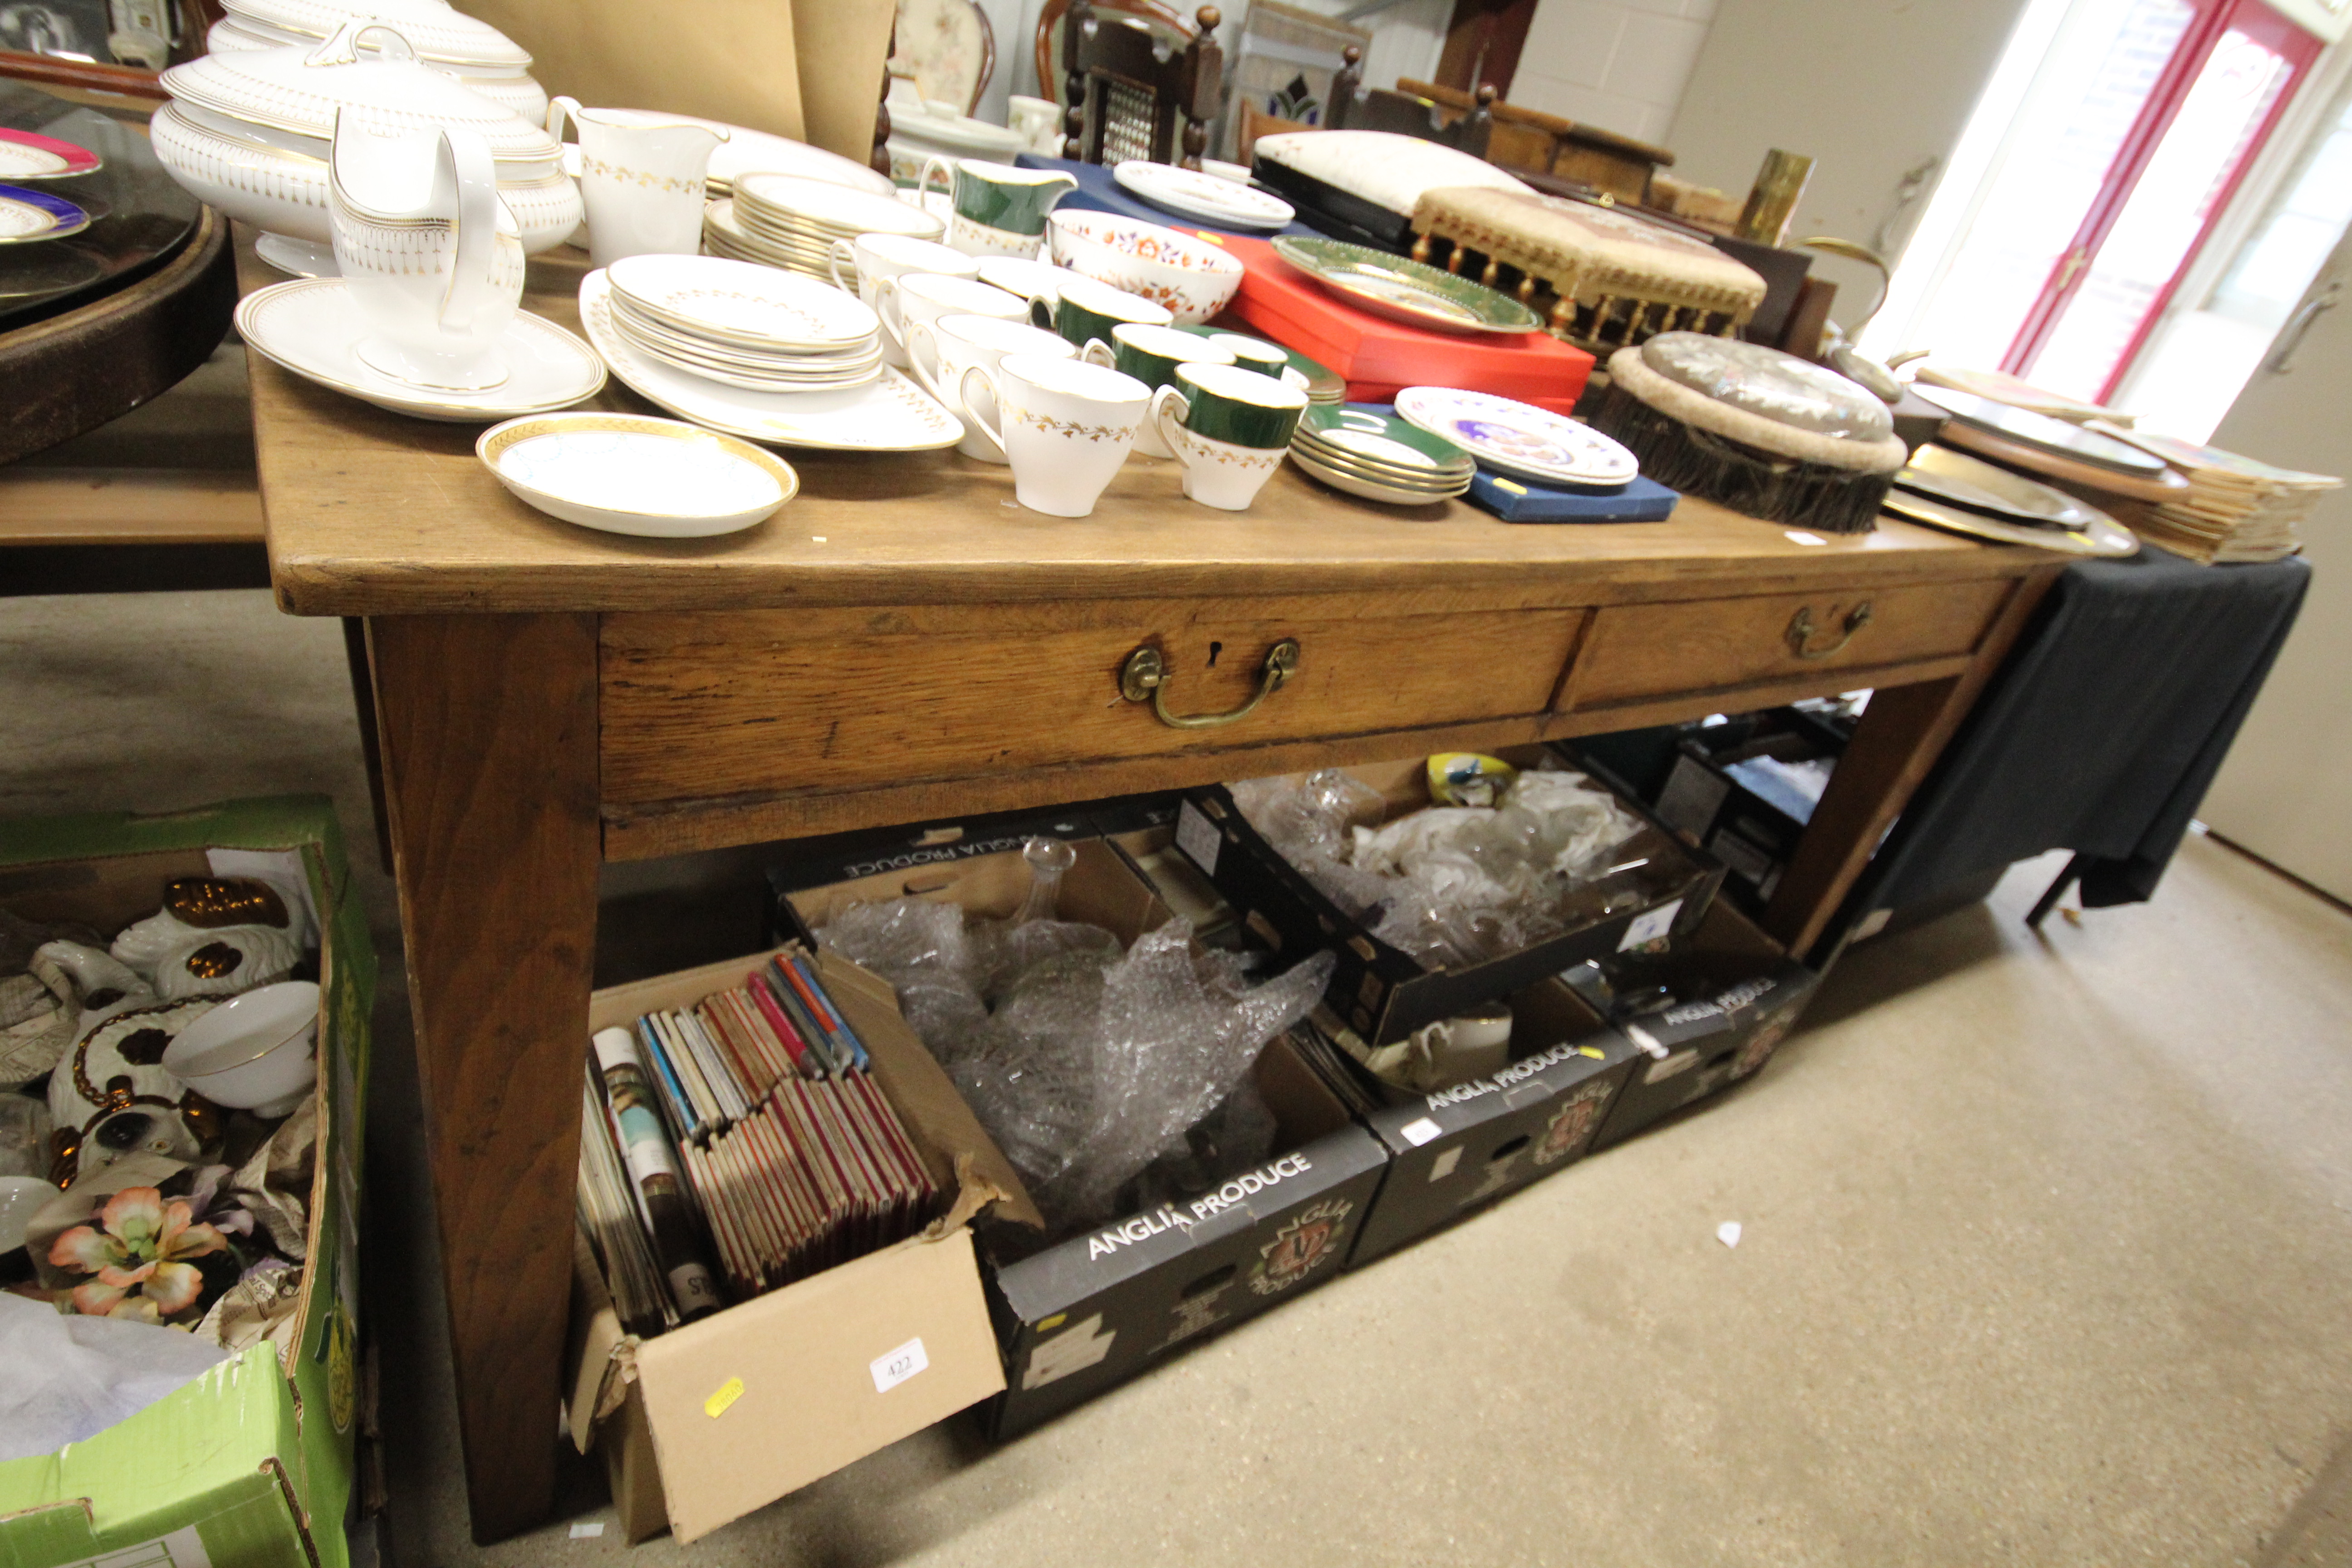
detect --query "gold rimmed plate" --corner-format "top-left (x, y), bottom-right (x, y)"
top-left (1270, 235), bottom-right (1542, 336)
top-left (478, 413), bottom-right (798, 537)
top-left (1882, 489), bottom-right (2137, 558)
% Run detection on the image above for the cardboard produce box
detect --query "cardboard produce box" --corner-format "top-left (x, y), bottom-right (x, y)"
top-left (1171, 751), bottom-right (1723, 1046)
top-left (1579, 897), bottom-right (1821, 1153)
top-left (0, 797), bottom-right (373, 1568)
top-left (567, 945), bottom-right (1039, 1544)
top-left (1324, 979), bottom-right (1645, 1269)
top-left (777, 837), bottom-right (1388, 1442)
top-left (1574, 709), bottom-right (1851, 920)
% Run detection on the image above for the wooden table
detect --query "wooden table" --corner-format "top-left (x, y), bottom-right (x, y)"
top-left (237, 240), bottom-right (2063, 1542)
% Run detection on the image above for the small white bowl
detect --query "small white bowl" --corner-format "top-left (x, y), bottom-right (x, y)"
top-left (162, 980), bottom-right (320, 1118)
top-left (1045, 211), bottom-right (1244, 326)
top-left (0, 1175), bottom-right (58, 1254)
top-left (477, 413), bottom-right (799, 538)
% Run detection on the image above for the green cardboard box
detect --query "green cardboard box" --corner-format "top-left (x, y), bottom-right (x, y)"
top-left (0, 797), bottom-right (373, 1568)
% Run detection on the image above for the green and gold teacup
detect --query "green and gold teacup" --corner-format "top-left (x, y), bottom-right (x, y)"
top-left (1206, 333), bottom-right (1291, 378)
top-left (1053, 275), bottom-right (1175, 355)
top-left (917, 156), bottom-right (1078, 259)
top-left (1081, 323), bottom-right (1235, 458)
top-left (1148, 360), bottom-right (1308, 512)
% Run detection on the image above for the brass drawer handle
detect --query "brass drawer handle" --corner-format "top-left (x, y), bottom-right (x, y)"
top-left (1120, 638), bottom-right (1300, 729)
top-left (1786, 601), bottom-right (1873, 660)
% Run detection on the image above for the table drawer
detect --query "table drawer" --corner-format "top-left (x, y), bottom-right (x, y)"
top-left (1562, 578), bottom-right (2017, 710)
top-left (600, 602), bottom-right (1583, 807)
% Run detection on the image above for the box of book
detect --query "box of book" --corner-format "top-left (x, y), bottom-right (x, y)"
top-left (1578, 896), bottom-right (1820, 1152)
top-left (568, 942), bottom-right (1041, 1544)
top-left (1171, 749), bottom-right (1722, 1046)
top-left (776, 837), bottom-right (1390, 1442)
top-left (0, 796), bottom-right (373, 1568)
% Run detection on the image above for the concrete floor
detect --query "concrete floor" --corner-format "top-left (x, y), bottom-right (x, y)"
top-left (5, 588), bottom-right (2351, 1567)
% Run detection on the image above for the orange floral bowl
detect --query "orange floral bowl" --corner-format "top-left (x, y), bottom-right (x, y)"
top-left (1045, 211), bottom-right (1243, 326)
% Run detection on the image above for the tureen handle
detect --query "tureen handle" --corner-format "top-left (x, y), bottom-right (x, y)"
top-left (304, 18), bottom-right (419, 67)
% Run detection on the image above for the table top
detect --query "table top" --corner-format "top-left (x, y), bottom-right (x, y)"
top-left (240, 237), bottom-right (2055, 618)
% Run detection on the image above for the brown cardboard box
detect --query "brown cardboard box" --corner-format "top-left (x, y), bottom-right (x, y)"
top-left (778, 836), bottom-right (1388, 1441)
top-left (565, 946), bottom-right (1040, 1544)
top-left (0, 799), bottom-right (372, 1568)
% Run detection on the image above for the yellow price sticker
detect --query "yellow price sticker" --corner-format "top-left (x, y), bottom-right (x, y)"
top-left (704, 1376), bottom-right (745, 1419)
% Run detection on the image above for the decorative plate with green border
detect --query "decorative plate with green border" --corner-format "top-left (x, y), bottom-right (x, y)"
top-left (1294, 404), bottom-right (1475, 481)
top-left (1270, 235), bottom-right (1543, 336)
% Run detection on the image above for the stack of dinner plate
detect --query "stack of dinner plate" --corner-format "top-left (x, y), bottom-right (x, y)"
top-left (711, 172), bottom-right (944, 285)
top-left (603, 255), bottom-right (884, 392)
top-left (1288, 404), bottom-right (1475, 505)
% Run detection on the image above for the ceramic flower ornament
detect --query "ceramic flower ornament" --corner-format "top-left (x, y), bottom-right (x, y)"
top-left (49, 1185), bottom-right (227, 1323)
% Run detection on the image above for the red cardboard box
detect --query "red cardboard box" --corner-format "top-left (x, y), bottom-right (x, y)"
top-left (1188, 231), bottom-right (1595, 408)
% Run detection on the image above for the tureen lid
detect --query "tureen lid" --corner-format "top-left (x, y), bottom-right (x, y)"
top-left (163, 21), bottom-right (557, 157)
top-left (1639, 332), bottom-right (1894, 441)
top-left (886, 99), bottom-right (1025, 158)
top-left (218, 0), bottom-right (530, 69)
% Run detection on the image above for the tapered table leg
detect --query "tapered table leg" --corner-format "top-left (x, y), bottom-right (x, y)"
top-left (367, 612), bottom-right (601, 1544)
top-left (1763, 566), bottom-right (2062, 960)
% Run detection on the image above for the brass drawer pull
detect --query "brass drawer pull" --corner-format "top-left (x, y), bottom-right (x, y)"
top-left (1786, 601), bottom-right (1873, 660)
top-left (1120, 638), bottom-right (1300, 729)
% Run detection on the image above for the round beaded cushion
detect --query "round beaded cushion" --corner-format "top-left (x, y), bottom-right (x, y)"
top-left (1595, 333), bottom-right (1909, 533)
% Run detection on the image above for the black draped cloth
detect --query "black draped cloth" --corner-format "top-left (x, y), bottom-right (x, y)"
top-left (1858, 544), bottom-right (2310, 922)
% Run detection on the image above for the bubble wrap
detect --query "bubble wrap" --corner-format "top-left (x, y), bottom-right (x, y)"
top-left (1234, 764), bottom-right (1664, 965)
top-left (817, 870), bottom-right (1333, 1235)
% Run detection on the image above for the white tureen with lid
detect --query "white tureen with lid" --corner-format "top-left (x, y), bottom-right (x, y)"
top-left (153, 18), bottom-right (578, 274)
top-left (222, 0), bottom-right (529, 67)
top-left (205, 8), bottom-right (546, 123)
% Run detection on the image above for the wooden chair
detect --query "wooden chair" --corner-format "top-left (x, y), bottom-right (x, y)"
top-left (890, 0), bottom-right (995, 113)
top-left (1055, 0), bottom-right (1224, 168)
top-left (1323, 54), bottom-right (1496, 158)
top-left (1396, 77), bottom-right (1673, 204)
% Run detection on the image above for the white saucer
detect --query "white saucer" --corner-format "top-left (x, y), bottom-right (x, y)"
top-left (579, 270), bottom-right (962, 452)
top-left (479, 412), bottom-right (799, 537)
top-left (235, 279), bottom-right (606, 422)
top-left (1112, 159), bottom-right (1294, 232)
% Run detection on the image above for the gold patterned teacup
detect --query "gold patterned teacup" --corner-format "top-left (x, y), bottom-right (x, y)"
top-left (958, 353), bottom-right (1150, 517)
top-left (546, 97), bottom-right (725, 267)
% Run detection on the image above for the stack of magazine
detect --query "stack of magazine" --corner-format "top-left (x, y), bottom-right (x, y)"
top-left (576, 947), bottom-right (941, 1335)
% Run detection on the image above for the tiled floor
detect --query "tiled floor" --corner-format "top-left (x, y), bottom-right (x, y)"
top-left (6, 587), bottom-right (2349, 1566)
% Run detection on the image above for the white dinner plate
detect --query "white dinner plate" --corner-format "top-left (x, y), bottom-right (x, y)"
top-left (580, 269), bottom-right (962, 452)
top-left (735, 172), bottom-right (943, 241)
top-left (1112, 159), bottom-right (1294, 231)
top-left (1393, 387), bottom-right (1639, 487)
top-left (236, 278), bottom-right (605, 422)
top-left (606, 254), bottom-right (879, 351)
